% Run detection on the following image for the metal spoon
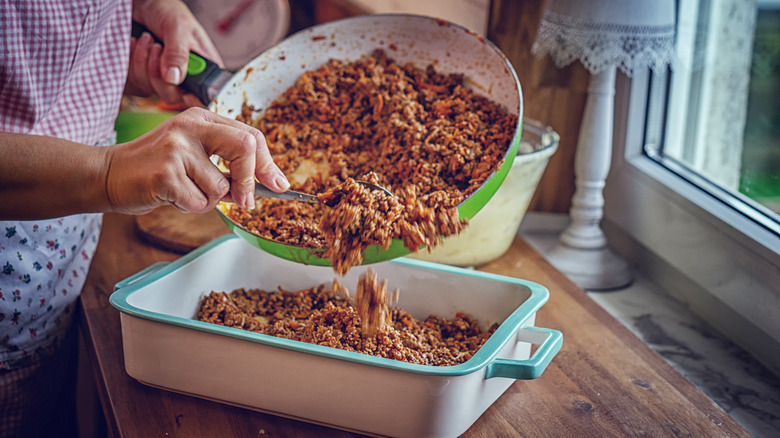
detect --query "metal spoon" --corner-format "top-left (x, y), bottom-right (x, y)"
top-left (230, 179), bottom-right (393, 204)
top-left (253, 183), bottom-right (320, 204)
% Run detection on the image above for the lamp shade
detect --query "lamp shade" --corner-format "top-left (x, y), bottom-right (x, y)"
top-left (531, 0), bottom-right (676, 76)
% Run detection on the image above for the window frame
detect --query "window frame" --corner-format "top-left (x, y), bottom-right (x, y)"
top-left (603, 68), bottom-right (780, 375)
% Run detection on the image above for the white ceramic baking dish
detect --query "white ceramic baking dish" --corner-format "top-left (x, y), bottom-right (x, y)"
top-left (110, 235), bottom-right (562, 438)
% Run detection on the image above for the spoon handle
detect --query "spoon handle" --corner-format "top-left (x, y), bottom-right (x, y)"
top-left (253, 183), bottom-right (320, 204)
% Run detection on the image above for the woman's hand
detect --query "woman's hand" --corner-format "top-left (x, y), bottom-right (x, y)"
top-left (105, 108), bottom-right (289, 215)
top-left (126, 0), bottom-right (223, 106)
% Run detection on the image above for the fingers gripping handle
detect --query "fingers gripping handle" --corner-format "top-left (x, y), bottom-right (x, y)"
top-left (131, 21), bottom-right (227, 105)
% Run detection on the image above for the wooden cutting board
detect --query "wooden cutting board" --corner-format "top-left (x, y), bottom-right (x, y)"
top-left (134, 206), bottom-right (231, 253)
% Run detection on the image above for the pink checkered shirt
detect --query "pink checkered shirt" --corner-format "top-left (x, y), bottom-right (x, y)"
top-left (1, 0), bottom-right (131, 143)
top-left (0, 0), bottom-right (131, 372)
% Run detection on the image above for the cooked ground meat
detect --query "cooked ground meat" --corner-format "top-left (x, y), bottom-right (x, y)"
top-left (317, 173), bottom-right (465, 275)
top-left (224, 49), bottom-right (517, 273)
top-left (196, 269), bottom-right (498, 366)
top-left (352, 267), bottom-right (394, 336)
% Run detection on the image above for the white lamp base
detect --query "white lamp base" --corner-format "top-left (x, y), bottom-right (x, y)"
top-left (542, 66), bottom-right (632, 291)
top-left (545, 242), bottom-right (632, 290)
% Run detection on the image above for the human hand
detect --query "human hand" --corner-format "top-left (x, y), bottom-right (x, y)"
top-left (126, 0), bottom-right (223, 106)
top-left (105, 107), bottom-right (289, 215)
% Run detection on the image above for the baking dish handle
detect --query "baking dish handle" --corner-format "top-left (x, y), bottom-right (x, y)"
top-left (113, 262), bottom-right (169, 292)
top-left (484, 327), bottom-right (563, 380)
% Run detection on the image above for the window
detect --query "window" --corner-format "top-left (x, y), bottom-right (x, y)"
top-left (603, 0), bottom-right (780, 375)
top-left (645, 0), bottom-right (780, 236)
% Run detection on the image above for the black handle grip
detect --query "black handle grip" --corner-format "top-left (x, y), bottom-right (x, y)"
top-left (130, 21), bottom-right (226, 105)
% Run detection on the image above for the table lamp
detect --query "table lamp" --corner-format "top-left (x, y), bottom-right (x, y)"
top-left (531, 0), bottom-right (676, 289)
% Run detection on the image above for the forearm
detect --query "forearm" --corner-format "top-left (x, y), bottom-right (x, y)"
top-left (1, 108), bottom-right (288, 220)
top-left (0, 133), bottom-right (112, 220)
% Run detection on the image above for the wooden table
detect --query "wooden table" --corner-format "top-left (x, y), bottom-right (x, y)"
top-left (79, 212), bottom-right (752, 437)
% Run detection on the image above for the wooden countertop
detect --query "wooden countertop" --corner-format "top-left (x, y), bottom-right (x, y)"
top-left (79, 212), bottom-right (752, 437)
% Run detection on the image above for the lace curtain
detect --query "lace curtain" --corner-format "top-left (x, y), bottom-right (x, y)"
top-left (531, 0), bottom-right (676, 77)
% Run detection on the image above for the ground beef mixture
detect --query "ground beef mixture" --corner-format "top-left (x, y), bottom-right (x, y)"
top-left (351, 268), bottom-right (395, 336)
top-left (317, 173), bottom-right (464, 275)
top-left (196, 269), bottom-right (498, 366)
top-left (223, 49), bottom-right (517, 273)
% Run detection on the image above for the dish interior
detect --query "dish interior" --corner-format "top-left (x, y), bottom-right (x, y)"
top-left (123, 237), bottom-right (532, 335)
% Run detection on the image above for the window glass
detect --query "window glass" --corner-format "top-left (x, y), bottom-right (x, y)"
top-left (742, 3), bottom-right (780, 214)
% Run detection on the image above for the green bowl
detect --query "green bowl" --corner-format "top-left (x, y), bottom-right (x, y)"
top-left (211, 14), bottom-right (523, 268)
top-left (214, 214), bottom-right (417, 267)
top-left (114, 111), bottom-right (177, 143)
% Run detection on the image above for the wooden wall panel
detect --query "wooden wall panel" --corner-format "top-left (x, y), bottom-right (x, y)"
top-left (488, 0), bottom-right (590, 213)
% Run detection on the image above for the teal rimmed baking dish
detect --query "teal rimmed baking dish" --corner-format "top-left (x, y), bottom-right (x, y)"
top-left (110, 234), bottom-right (561, 438)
